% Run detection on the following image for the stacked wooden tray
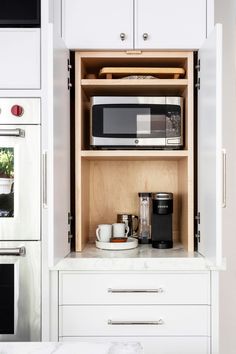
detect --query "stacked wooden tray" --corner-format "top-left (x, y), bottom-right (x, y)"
top-left (98, 67), bottom-right (185, 79)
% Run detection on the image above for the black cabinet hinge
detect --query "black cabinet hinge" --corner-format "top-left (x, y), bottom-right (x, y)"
top-left (68, 212), bottom-right (73, 242)
top-left (67, 78), bottom-right (72, 90)
top-left (67, 59), bottom-right (72, 71)
top-left (195, 230), bottom-right (201, 243)
top-left (195, 77), bottom-right (200, 90)
top-left (195, 59), bottom-right (200, 72)
top-left (195, 212), bottom-right (200, 224)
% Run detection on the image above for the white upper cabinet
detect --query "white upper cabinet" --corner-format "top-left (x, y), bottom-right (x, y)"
top-left (63, 0), bottom-right (133, 49)
top-left (63, 0), bottom-right (207, 50)
top-left (48, 24), bottom-right (71, 266)
top-left (0, 29), bottom-right (40, 89)
top-left (198, 24), bottom-right (223, 266)
top-left (135, 0), bottom-right (206, 49)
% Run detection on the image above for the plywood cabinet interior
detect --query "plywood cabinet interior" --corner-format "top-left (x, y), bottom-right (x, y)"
top-left (75, 51), bottom-right (194, 252)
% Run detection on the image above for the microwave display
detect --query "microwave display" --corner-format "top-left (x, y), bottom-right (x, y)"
top-left (90, 97), bottom-right (183, 149)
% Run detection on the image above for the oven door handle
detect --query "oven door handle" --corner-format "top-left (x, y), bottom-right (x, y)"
top-left (0, 129), bottom-right (25, 137)
top-left (0, 247), bottom-right (26, 256)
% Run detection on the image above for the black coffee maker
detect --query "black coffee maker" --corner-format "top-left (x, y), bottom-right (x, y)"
top-left (151, 192), bottom-right (173, 249)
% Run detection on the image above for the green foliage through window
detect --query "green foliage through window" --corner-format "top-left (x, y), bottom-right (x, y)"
top-left (0, 148), bottom-right (14, 178)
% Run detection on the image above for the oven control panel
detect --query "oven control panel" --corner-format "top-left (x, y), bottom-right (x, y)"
top-left (0, 98), bottom-right (40, 124)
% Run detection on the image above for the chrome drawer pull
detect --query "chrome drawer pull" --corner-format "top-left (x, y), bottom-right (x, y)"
top-left (0, 128), bottom-right (25, 137)
top-left (0, 246), bottom-right (26, 256)
top-left (108, 288), bottom-right (164, 294)
top-left (108, 319), bottom-right (164, 326)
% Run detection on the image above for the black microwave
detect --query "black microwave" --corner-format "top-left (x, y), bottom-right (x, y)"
top-left (0, 0), bottom-right (40, 27)
top-left (90, 96), bottom-right (184, 149)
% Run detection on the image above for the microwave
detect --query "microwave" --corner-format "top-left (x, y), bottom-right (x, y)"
top-left (90, 97), bottom-right (184, 149)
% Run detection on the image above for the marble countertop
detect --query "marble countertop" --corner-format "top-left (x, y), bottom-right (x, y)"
top-left (52, 243), bottom-right (224, 271)
top-left (0, 342), bottom-right (142, 354)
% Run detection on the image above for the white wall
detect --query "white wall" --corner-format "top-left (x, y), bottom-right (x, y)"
top-left (214, 1), bottom-right (236, 353)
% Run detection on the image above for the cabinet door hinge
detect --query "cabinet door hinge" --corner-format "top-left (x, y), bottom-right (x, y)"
top-left (195, 59), bottom-right (200, 90)
top-left (67, 78), bottom-right (72, 90)
top-left (67, 58), bottom-right (72, 71)
top-left (195, 77), bottom-right (200, 90)
top-left (195, 230), bottom-right (201, 243)
top-left (68, 232), bottom-right (73, 242)
top-left (195, 212), bottom-right (200, 224)
top-left (68, 212), bottom-right (73, 243)
top-left (195, 59), bottom-right (200, 72)
top-left (68, 212), bottom-right (73, 224)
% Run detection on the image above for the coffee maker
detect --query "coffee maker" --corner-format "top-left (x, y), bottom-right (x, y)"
top-left (151, 192), bottom-right (173, 249)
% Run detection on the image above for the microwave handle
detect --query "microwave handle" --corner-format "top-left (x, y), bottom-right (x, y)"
top-left (0, 129), bottom-right (25, 138)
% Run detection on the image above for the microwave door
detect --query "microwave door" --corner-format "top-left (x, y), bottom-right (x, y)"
top-left (0, 126), bottom-right (40, 241)
top-left (0, 241), bottom-right (40, 341)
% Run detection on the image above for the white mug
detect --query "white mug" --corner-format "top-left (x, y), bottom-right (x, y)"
top-left (96, 224), bottom-right (112, 242)
top-left (112, 223), bottom-right (129, 238)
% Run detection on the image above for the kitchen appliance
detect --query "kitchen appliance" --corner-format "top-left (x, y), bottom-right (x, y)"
top-left (152, 192), bottom-right (173, 249)
top-left (138, 193), bottom-right (152, 244)
top-left (0, 99), bottom-right (40, 240)
top-left (0, 0), bottom-right (40, 27)
top-left (0, 98), bottom-right (41, 341)
top-left (117, 213), bottom-right (139, 237)
top-left (0, 241), bottom-right (40, 341)
top-left (90, 97), bottom-right (183, 149)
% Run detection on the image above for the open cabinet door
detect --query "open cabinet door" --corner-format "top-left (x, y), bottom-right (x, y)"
top-left (197, 24), bottom-right (223, 266)
top-left (48, 24), bottom-right (71, 266)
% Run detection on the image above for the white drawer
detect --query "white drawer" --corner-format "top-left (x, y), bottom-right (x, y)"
top-left (59, 305), bottom-right (210, 337)
top-left (59, 272), bottom-right (210, 305)
top-left (60, 336), bottom-right (210, 354)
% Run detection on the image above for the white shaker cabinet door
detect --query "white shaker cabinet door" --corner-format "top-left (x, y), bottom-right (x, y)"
top-left (0, 29), bottom-right (40, 89)
top-left (47, 24), bottom-right (71, 266)
top-left (135, 0), bottom-right (206, 49)
top-left (197, 24), bottom-right (223, 266)
top-left (63, 0), bottom-right (133, 49)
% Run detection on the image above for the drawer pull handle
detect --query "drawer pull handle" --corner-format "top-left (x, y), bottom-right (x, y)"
top-left (108, 319), bottom-right (164, 326)
top-left (108, 288), bottom-right (164, 294)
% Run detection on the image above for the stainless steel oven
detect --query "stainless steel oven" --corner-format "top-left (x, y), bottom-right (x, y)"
top-left (0, 99), bottom-right (40, 240)
top-left (0, 241), bottom-right (40, 341)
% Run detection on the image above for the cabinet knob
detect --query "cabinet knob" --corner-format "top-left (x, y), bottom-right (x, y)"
top-left (143, 32), bottom-right (149, 41)
top-left (120, 33), bottom-right (126, 41)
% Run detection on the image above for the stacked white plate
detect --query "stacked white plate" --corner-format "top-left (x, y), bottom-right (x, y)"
top-left (96, 237), bottom-right (138, 250)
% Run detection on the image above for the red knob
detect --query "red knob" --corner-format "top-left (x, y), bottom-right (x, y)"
top-left (11, 105), bottom-right (24, 117)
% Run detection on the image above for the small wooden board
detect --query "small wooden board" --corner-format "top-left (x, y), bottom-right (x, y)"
top-left (98, 67), bottom-right (185, 79)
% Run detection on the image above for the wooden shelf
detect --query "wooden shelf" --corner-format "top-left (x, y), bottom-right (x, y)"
top-left (81, 79), bottom-right (188, 96)
top-left (80, 150), bottom-right (189, 161)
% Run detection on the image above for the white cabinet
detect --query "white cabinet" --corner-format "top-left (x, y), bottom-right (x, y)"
top-left (60, 336), bottom-right (210, 354)
top-left (60, 305), bottom-right (210, 336)
top-left (63, 0), bottom-right (207, 50)
top-left (58, 271), bottom-right (211, 353)
top-left (59, 272), bottom-right (210, 305)
top-left (47, 24), bottom-right (71, 266)
top-left (135, 0), bottom-right (206, 49)
top-left (197, 24), bottom-right (223, 265)
top-left (63, 0), bottom-right (133, 49)
top-left (0, 29), bottom-right (40, 89)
